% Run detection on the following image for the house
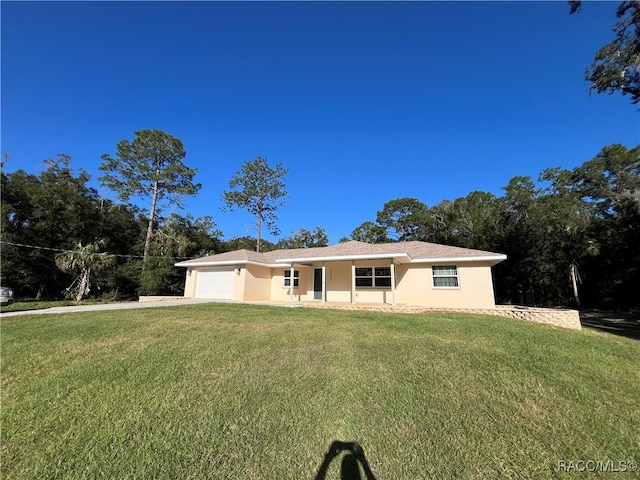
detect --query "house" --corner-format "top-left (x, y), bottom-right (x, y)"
top-left (175, 240), bottom-right (506, 309)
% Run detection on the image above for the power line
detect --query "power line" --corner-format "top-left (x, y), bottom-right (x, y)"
top-left (0, 240), bottom-right (192, 260)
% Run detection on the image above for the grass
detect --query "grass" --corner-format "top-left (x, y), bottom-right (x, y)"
top-left (0, 298), bottom-right (137, 313)
top-left (1, 304), bottom-right (638, 479)
top-left (0, 300), bottom-right (75, 312)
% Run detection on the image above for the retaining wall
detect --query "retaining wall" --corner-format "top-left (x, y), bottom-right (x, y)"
top-left (491, 306), bottom-right (581, 330)
top-left (137, 296), bottom-right (581, 330)
top-left (138, 296), bottom-right (188, 303)
top-left (307, 303), bottom-right (582, 330)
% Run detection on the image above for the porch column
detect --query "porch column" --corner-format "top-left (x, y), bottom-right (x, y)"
top-left (322, 263), bottom-right (326, 303)
top-left (390, 260), bottom-right (396, 306)
top-left (289, 264), bottom-right (295, 303)
top-left (351, 261), bottom-right (356, 304)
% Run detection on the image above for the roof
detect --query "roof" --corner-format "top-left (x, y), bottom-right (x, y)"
top-left (175, 240), bottom-right (507, 267)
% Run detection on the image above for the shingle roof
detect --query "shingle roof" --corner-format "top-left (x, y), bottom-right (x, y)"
top-left (174, 248), bottom-right (266, 266)
top-left (175, 240), bottom-right (506, 267)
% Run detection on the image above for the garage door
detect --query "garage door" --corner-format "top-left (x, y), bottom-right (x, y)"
top-left (195, 269), bottom-right (235, 299)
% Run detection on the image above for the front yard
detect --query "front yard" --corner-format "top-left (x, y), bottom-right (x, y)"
top-left (1, 304), bottom-right (638, 479)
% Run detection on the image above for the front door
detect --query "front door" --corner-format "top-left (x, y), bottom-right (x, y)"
top-left (313, 268), bottom-right (323, 300)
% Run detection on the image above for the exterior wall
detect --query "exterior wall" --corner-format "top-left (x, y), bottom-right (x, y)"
top-left (183, 268), bottom-right (197, 298)
top-left (270, 266), bottom-right (314, 302)
top-left (240, 265), bottom-right (272, 301)
top-left (231, 268), bottom-right (245, 301)
top-left (233, 270), bottom-right (245, 301)
top-left (351, 260), bottom-right (396, 304)
top-left (395, 262), bottom-right (497, 309)
top-left (184, 260), bottom-right (499, 309)
top-left (269, 260), bottom-right (396, 304)
top-left (324, 261), bottom-right (353, 303)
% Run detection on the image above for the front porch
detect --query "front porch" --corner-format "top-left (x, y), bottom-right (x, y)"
top-left (282, 258), bottom-right (402, 305)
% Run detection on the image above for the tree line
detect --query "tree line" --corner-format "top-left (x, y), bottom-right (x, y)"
top-left (1, 137), bottom-right (638, 310)
top-left (344, 144), bottom-right (639, 309)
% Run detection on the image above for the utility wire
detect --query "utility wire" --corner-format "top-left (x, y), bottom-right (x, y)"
top-left (0, 240), bottom-right (193, 260)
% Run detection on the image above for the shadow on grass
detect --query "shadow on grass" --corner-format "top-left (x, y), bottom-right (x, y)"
top-left (580, 310), bottom-right (640, 340)
top-left (314, 441), bottom-right (377, 480)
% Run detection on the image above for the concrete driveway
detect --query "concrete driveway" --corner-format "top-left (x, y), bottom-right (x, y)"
top-left (0, 298), bottom-right (223, 318)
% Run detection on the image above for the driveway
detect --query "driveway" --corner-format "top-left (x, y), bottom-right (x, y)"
top-left (0, 298), bottom-right (223, 318)
top-left (580, 310), bottom-right (640, 340)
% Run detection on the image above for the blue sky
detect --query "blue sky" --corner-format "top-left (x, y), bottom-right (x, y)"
top-left (2, 1), bottom-right (638, 245)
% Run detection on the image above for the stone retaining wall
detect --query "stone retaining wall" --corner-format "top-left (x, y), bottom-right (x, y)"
top-left (307, 303), bottom-right (581, 330)
top-left (137, 296), bottom-right (581, 330)
top-left (138, 296), bottom-right (188, 303)
top-left (491, 306), bottom-right (581, 330)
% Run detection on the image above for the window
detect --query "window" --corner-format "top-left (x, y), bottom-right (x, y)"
top-left (374, 267), bottom-right (392, 287)
top-left (432, 265), bottom-right (459, 288)
top-left (283, 270), bottom-right (299, 288)
top-left (355, 267), bottom-right (373, 287)
top-left (355, 267), bottom-right (392, 288)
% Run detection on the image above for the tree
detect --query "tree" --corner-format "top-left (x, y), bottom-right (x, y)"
top-left (570, 144), bottom-right (640, 218)
top-left (90, 199), bottom-right (146, 300)
top-left (427, 192), bottom-right (500, 249)
top-left (537, 167), bottom-right (598, 307)
top-left (277, 226), bottom-right (329, 249)
top-left (569, 144), bottom-right (640, 308)
top-left (493, 176), bottom-right (545, 306)
top-left (571, 1), bottom-right (640, 104)
top-left (55, 240), bottom-right (114, 301)
top-left (223, 236), bottom-right (277, 253)
top-left (344, 221), bottom-right (389, 244)
top-left (99, 130), bottom-right (201, 262)
top-left (222, 156), bottom-right (289, 252)
top-left (423, 200), bottom-right (456, 244)
top-left (135, 213), bottom-right (225, 296)
top-left (376, 198), bottom-right (428, 241)
top-left (160, 213), bottom-right (223, 259)
top-left (1, 155), bottom-right (102, 299)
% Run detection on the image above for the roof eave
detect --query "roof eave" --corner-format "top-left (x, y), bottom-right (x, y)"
top-left (174, 259), bottom-right (277, 268)
top-left (413, 254), bottom-right (507, 266)
top-left (176, 253), bottom-right (507, 268)
top-left (276, 253), bottom-right (412, 264)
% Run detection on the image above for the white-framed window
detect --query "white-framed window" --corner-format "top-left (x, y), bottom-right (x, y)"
top-left (432, 265), bottom-right (459, 288)
top-left (355, 267), bottom-right (392, 288)
top-left (283, 270), bottom-right (299, 288)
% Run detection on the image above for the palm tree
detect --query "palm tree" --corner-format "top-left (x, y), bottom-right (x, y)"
top-left (55, 240), bottom-right (114, 302)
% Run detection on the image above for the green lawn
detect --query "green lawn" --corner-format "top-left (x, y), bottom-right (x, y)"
top-left (0, 298), bottom-right (136, 313)
top-left (0, 300), bottom-right (76, 312)
top-left (1, 304), bottom-right (638, 479)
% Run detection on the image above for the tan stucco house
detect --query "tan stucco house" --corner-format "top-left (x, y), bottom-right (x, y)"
top-left (175, 240), bottom-right (507, 309)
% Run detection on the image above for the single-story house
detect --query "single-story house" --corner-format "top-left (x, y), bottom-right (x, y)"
top-left (175, 240), bottom-right (507, 309)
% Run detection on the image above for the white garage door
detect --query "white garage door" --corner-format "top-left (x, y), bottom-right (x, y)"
top-left (195, 269), bottom-right (235, 299)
